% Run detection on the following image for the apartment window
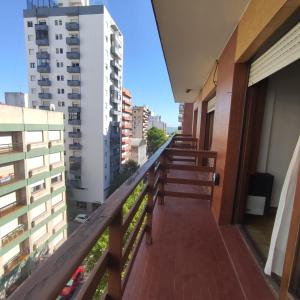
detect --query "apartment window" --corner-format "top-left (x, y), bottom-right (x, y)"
top-left (31, 88), bottom-right (36, 94)
top-left (56, 48), bottom-right (63, 54)
top-left (28, 34), bottom-right (34, 41)
top-left (58, 89), bottom-right (65, 94)
top-left (30, 75), bottom-right (36, 81)
top-left (62, 101), bottom-right (65, 107)
top-left (28, 49), bottom-right (34, 55)
top-left (59, 20), bottom-right (62, 25)
top-left (30, 62), bottom-right (35, 68)
top-left (56, 62), bottom-right (64, 68)
top-left (58, 101), bottom-right (65, 107)
top-left (76, 201), bottom-right (87, 210)
top-left (27, 21), bottom-right (33, 27)
top-left (55, 20), bottom-right (58, 26)
top-left (55, 34), bottom-right (63, 40)
top-left (57, 75), bottom-right (64, 81)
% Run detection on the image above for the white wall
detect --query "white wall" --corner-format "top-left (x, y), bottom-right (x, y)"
top-left (257, 61), bottom-right (300, 207)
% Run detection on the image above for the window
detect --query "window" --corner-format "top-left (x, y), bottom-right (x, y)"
top-left (62, 101), bottom-right (65, 107)
top-left (30, 75), bottom-right (36, 81)
top-left (28, 49), bottom-right (34, 55)
top-left (28, 34), bottom-right (34, 41)
top-left (58, 89), bottom-right (65, 94)
top-left (30, 62), bottom-right (35, 68)
top-left (55, 34), bottom-right (58, 40)
top-left (59, 20), bottom-right (62, 26)
top-left (57, 75), bottom-right (64, 81)
top-left (55, 34), bottom-right (63, 40)
top-left (76, 201), bottom-right (87, 210)
top-left (56, 48), bottom-right (63, 54)
top-left (56, 62), bottom-right (64, 68)
top-left (27, 21), bottom-right (33, 27)
top-left (55, 20), bottom-right (58, 26)
top-left (31, 88), bottom-right (36, 94)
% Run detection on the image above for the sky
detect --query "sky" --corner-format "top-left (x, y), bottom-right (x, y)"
top-left (0, 0), bottom-right (179, 127)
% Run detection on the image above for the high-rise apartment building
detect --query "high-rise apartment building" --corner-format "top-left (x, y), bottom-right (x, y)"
top-left (148, 115), bottom-right (167, 133)
top-left (132, 106), bottom-right (151, 140)
top-left (0, 105), bottom-right (66, 294)
top-left (23, 0), bottom-right (123, 211)
top-left (121, 89), bottom-right (132, 164)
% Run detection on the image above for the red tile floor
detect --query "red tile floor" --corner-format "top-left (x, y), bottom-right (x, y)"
top-left (123, 168), bottom-right (276, 300)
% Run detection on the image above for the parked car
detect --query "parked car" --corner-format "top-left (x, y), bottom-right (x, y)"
top-left (58, 266), bottom-right (84, 299)
top-left (74, 214), bottom-right (88, 223)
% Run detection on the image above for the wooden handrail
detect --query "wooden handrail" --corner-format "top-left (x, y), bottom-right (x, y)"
top-left (8, 138), bottom-right (173, 300)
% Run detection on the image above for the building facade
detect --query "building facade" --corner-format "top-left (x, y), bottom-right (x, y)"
top-left (130, 138), bottom-right (147, 166)
top-left (23, 0), bottom-right (123, 211)
top-left (0, 105), bottom-right (66, 296)
top-left (132, 106), bottom-right (151, 140)
top-left (121, 88), bottom-right (132, 164)
top-left (5, 93), bottom-right (29, 108)
top-left (148, 115), bottom-right (166, 133)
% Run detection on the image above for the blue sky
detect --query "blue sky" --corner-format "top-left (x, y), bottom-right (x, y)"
top-left (0, 0), bottom-right (178, 127)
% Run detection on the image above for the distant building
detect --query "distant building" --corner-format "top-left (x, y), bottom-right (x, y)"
top-left (132, 106), bottom-right (151, 140)
top-left (5, 92), bottom-right (29, 108)
top-left (0, 105), bottom-right (67, 294)
top-left (148, 115), bottom-right (167, 133)
top-left (121, 89), bottom-right (133, 164)
top-left (130, 138), bottom-right (147, 166)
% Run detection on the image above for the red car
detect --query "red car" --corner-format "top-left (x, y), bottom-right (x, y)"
top-left (58, 266), bottom-right (84, 300)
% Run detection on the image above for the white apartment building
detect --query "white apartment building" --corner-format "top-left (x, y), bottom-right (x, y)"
top-left (148, 115), bottom-right (167, 133)
top-left (23, 0), bottom-right (123, 212)
top-left (0, 105), bottom-right (67, 297)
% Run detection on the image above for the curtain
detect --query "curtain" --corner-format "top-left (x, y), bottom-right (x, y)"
top-left (265, 135), bottom-right (300, 276)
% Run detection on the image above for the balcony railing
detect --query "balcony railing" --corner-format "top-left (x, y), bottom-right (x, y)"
top-left (68, 132), bottom-right (81, 138)
top-left (66, 37), bottom-right (80, 45)
top-left (68, 119), bottom-right (81, 125)
top-left (67, 80), bottom-right (81, 86)
top-left (69, 143), bottom-right (82, 150)
top-left (37, 65), bottom-right (50, 73)
top-left (65, 22), bottom-right (79, 31)
top-left (36, 52), bottom-right (50, 59)
top-left (68, 93), bottom-right (81, 100)
top-left (3, 250), bottom-right (29, 273)
top-left (68, 106), bottom-right (81, 113)
top-left (1, 224), bottom-right (26, 246)
top-left (0, 173), bottom-right (15, 186)
top-left (66, 51), bottom-right (80, 59)
top-left (67, 66), bottom-right (80, 73)
top-left (9, 135), bottom-right (218, 300)
top-left (38, 92), bottom-right (52, 99)
top-left (0, 202), bottom-right (24, 218)
top-left (38, 79), bottom-right (51, 86)
top-left (0, 142), bottom-right (21, 154)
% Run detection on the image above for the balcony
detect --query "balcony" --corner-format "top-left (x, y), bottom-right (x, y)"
top-left (36, 38), bottom-right (49, 46)
top-left (37, 65), bottom-right (50, 73)
top-left (31, 211), bottom-right (48, 227)
top-left (68, 106), bottom-right (81, 113)
top-left (65, 22), bottom-right (79, 31)
top-left (49, 161), bottom-right (64, 171)
top-left (48, 140), bottom-right (63, 148)
top-left (27, 141), bottom-right (47, 151)
top-left (0, 202), bottom-right (25, 218)
top-left (111, 60), bottom-right (121, 70)
top-left (68, 93), bottom-right (81, 100)
top-left (111, 121), bottom-right (120, 127)
top-left (69, 164), bottom-right (81, 176)
top-left (67, 66), bottom-right (80, 73)
top-left (36, 52), bottom-right (50, 59)
top-left (51, 180), bottom-right (65, 193)
top-left (67, 79), bottom-right (81, 86)
top-left (110, 72), bottom-right (121, 82)
top-left (69, 143), bottom-right (82, 150)
top-left (68, 179), bottom-right (81, 188)
top-left (69, 156), bottom-right (81, 163)
top-left (51, 200), bottom-right (65, 213)
top-left (38, 79), bottom-right (51, 86)
top-left (68, 132), bottom-right (81, 138)
top-left (68, 119), bottom-right (81, 125)
top-left (110, 108), bottom-right (121, 116)
top-left (110, 93), bottom-right (119, 104)
top-left (33, 234), bottom-right (49, 251)
top-left (35, 24), bottom-right (48, 31)
top-left (66, 37), bottom-right (80, 45)
top-left (28, 165), bottom-right (47, 178)
top-left (30, 186), bottom-right (47, 203)
top-left (4, 250), bottom-right (29, 273)
top-left (1, 224), bottom-right (26, 247)
top-left (66, 51), bottom-right (80, 59)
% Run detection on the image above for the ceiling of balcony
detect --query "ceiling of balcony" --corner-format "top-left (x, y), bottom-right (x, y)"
top-left (152, 0), bottom-right (250, 103)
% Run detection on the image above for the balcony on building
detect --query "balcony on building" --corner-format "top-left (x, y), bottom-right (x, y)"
top-left (33, 233), bottom-right (49, 251)
top-left (68, 119), bottom-right (81, 125)
top-left (38, 92), bottom-right (52, 99)
top-left (67, 79), bottom-right (81, 86)
top-left (68, 93), bottom-right (81, 100)
top-left (66, 37), bottom-right (80, 46)
top-left (68, 106), bottom-right (81, 113)
top-left (110, 72), bottom-right (120, 82)
top-left (35, 24), bottom-right (49, 46)
top-left (69, 163), bottom-right (81, 175)
top-left (65, 22), bottom-right (79, 31)
top-left (69, 156), bottom-right (81, 163)
top-left (110, 108), bottom-right (121, 116)
top-left (68, 131), bottom-right (81, 138)
top-left (31, 211), bottom-right (49, 227)
top-left (110, 59), bottom-right (121, 70)
top-left (111, 44), bottom-right (121, 59)
top-left (1, 224), bottom-right (26, 247)
top-left (67, 66), bottom-right (81, 73)
top-left (69, 143), bottom-right (82, 150)
top-left (0, 200), bottom-right (26, 219)
top-left (4, 250), bottom-right (29, 274)
top-left (110, 92), bottom-right (119, 104)
top-left (37, 64), bottom-right (50, 73)
top-left (38, 79), bottom-right (51, 86)
top-left (66, 51), bottom-right (80, 60)
top-left (36, 51), bottom-right (50, 60)
top-left (68, 179), bottom-right (81, 188)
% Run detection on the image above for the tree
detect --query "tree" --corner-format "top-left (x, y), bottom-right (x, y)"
top-left (109, 160), bottom-right (139, 194)
top-left (147, 127), bottom-right (168, 155)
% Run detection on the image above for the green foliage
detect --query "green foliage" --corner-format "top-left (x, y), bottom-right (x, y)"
top-left (84, 182), bottom-right (146, 299)
top-left (147, 127), bottom-right (168, 155)
top-left (109, 160), bottom-right (139, 194)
